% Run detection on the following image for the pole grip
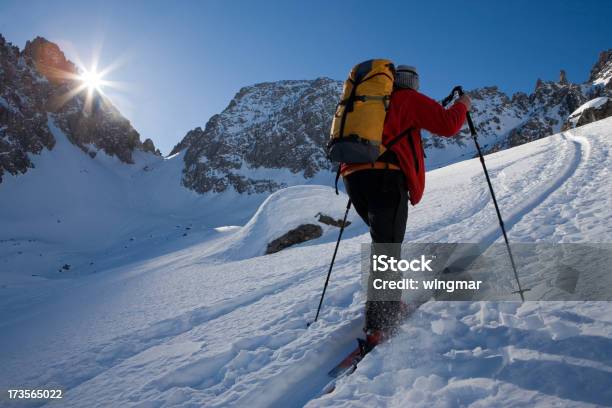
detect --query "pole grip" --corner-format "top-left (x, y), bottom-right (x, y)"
top-left (454, 86), bottom-right (477, 136)
top-left (442, 85), bottom-right (526, 301)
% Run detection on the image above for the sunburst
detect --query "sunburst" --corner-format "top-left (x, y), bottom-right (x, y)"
top-left (52, 48), bottom-right (127, 115)
top-left (79, 67), bottom-right (105, 94)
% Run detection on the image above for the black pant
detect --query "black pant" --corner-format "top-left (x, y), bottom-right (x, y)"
top-left (343, 169), bottom-right (408, 332)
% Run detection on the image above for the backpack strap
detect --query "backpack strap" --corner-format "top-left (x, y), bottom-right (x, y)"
top-left (384, 127), bottom-right (414, 150)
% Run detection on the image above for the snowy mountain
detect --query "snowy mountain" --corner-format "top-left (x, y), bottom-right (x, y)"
top-left (1, 117), bottom-right (610, 407)
top-left (175, 50), bottom-right (612, 188)
top-left (0, 35), bottom-right (160, 183)
top-left (170, 78), bottom-right (342, 194)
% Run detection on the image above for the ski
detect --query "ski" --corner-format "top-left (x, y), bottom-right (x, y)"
top-left (323, 339), bottom-right (371, 394)
top-left (328, 338), bottom-right (369, 378)
top-left (322, 301), bottom-right (424, 394)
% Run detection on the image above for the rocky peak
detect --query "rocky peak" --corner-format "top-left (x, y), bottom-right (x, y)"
top-left (143, 138), bottom-right (161, 155)
top-left (589, 49), bottom-right (612, 83)
top-left (535, 78), bottom-right (544, 91)
top-left (559, 69), bottom-right (568, 84)
top-left (0, 34), bottom-right (160, 183)
top-left (23, 36), bottom-right (77, 85)
top-left (0, 33), bottom-right (6, 48)
top-left (176, 78), bottom-right (342, 194)
top-left (169, 126), bottom-right (204, 156)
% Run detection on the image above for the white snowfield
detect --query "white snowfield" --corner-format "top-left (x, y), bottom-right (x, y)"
top-left (0, 117), bottom-right (611, 407)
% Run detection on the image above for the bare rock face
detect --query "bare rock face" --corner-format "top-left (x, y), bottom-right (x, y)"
top-left (22, 37), bottom-right (77, 85)
top-left (0, 35), bottom-right (55, 182)
top-left (265, 224), bottom-right (323, 254)
top-left (507, 80), bottom-right (587, 146)
top-left (0, 34), bottom-right (159, 183)
top-left (316, 212), bottom-right (351, 228)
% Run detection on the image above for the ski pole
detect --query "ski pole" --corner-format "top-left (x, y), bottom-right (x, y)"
top-left (442, 86), bottom-right (528, 301)
top-left (309, 198), bottom-right (352, 326)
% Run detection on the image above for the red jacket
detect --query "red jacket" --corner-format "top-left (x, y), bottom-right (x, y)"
top-left (343, 89), bottom-right (467, 205)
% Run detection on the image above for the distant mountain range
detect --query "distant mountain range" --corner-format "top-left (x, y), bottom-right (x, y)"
top-left (173, 51), bottom-right (611, 194)
top-left (1, 34), bottom-right (610, 195)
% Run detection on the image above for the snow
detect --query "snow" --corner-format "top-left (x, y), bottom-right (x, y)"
top-left (0, 115), bottom-right (267, 263)
top-left (574, 96), bottom-right (609, 113)
top-left (232, 161), bottom-right (335, 189)
top-left (314, 301), bottom-right (612, 407)
top-left (0, 117), bottom-right (611, 407)
top-left (0, 115), bottom-right (272, 323)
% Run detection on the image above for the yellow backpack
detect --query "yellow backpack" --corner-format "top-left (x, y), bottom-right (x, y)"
top-left (327, 59), bottom-right (395, 164)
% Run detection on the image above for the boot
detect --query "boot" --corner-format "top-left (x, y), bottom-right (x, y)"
top-left (357, 328), bottom-right (391, 356)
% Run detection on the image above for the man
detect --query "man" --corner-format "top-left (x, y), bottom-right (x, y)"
top-left (341, 65), bottom-right (471, 349)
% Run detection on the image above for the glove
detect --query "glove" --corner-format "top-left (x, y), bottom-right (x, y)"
top-left (456, 94), bottom-right (472, 111)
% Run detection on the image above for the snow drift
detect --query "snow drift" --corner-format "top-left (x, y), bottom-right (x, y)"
top-left (212, 185), bottom-right (360, 261)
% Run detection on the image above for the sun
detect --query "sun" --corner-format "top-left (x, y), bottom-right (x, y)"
top-left (55, 49), bottom-right (126, 114)
top-left (79, 68), bottom-right (104, 93)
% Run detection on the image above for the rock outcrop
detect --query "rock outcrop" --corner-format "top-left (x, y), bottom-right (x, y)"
top-left (563, 97), bottom-right (612, 130)
top-left (316, 212), bottom-right (351, 228)
top-left (265, 224), bottom-right (323, 254)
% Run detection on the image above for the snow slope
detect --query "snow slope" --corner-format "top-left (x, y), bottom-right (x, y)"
top-left (0, 118), bottom-right (611, 407)
top-left (0, 115), bottom-right (275, 277)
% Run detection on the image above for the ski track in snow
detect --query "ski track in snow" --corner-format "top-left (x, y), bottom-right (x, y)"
top-left (413, 130), bottom-right (582, 245)
top-left (1, 118), bottom-right (611, 407)
top-left (31, 256), bottom-right (355, 403)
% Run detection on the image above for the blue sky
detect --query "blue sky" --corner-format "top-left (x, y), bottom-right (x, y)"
top-left (1, 0), bottom-right (610, 154)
